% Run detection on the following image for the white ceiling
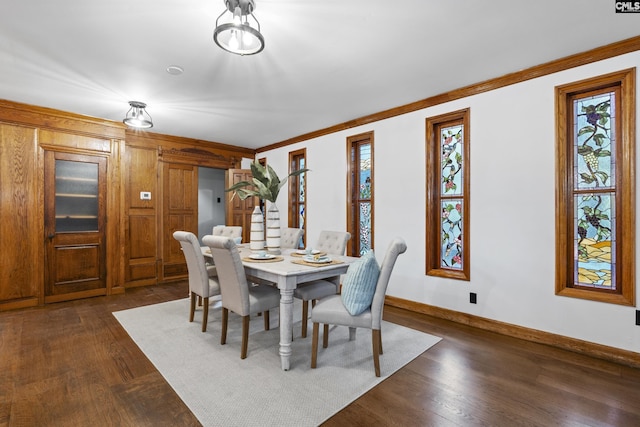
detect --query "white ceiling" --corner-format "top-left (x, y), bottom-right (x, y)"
top-left (0, 0), bottom-right (638, 150)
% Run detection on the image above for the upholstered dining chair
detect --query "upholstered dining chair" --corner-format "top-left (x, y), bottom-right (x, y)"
top-left (212, 225), bottom-right (242, 240)
top-left (173, 231), bottom-right (221, 332)
top-left (310, 237), bottom-right (407, 377)
top-left (280, 227), bottom-right (304, 249)
top-left (202, 235), bottom-right (280, 359)
top-left (206, 225), bottom-right (243, 277)
top-left (294, 230), bottom-right (351, 338)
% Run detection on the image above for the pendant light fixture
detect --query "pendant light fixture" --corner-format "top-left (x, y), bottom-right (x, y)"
top-left (123, 101), bottom-right (153, 129)
top-left (213, 0), bottom-right (264, 56)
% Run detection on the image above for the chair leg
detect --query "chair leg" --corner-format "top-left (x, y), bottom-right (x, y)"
top-left (322, 324), bottom-right (329, 348)
top-left (263, 310), bottom-right (270, 331)
top-left (221, 308), bottom-right (228, 345)
top-left (301, 300), bottom-right (309, 338)
top-left (311, 322), bottom-right (319, 368)
top-left (189, 292), bottom-right (196, 323)
top-left (241, 315), bottom-right (250, 359)
top-left (372, 329), bottom-right (381, 377)
top-left (348, 327), bottom-right (357, 341)
top-left (202, 297), bottom-right (209, 332)
top-left (198, 296), bottom-right (203, 306)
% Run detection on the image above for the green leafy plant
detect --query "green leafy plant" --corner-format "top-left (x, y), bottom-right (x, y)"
top-left (226, 160), bottom-right (309, 203)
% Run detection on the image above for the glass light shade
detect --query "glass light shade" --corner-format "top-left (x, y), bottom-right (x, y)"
top-left (214, 23), bottom-right (264, 55)
top-left (123, 101), bottom-right (153, 129)
top-left (213, 0), bottom-right (264, 56)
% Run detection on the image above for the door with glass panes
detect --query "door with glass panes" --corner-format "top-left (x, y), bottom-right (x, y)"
top-left (44, 151), bottom-right (107, 302)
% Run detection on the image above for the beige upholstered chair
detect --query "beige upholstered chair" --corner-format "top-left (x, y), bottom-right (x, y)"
top-left (173, 231), bottom-right (221, 332)
top-left (206, 225), bottom-right (243, 277)
top-left (314, 230), bottom-right (351, 255)
top-left (202, 234), bottom-right (280, 359)
top-left (294, 230), bottom-right (351, 337)
top-left (212, 225), bottom-right (243, 240)
top-left (280, 227), bottom-right (304, 249)
top-left (311, 237), bottom-right (407, 376)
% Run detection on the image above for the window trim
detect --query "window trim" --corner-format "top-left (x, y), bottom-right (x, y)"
top-left (555, 68), bottom-right (636, 306)
top-left (288, 148), bottom-right (307, 248)
top-left (346, 131), bottom-right (374, 257)
top-left (425, 108), bottom-right (471, 281)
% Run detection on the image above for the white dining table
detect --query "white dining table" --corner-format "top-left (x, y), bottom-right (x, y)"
top-left (202, 245), bottom-right (356, 371)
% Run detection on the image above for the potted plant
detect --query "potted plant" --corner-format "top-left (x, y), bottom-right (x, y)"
top-left (226, 160), bottom-right (308, 203)
top-left (226, 160), bottom-right (309, 253)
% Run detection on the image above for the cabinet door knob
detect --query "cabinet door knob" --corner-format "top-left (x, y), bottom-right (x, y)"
top-left (48, 234), bottom-right (55, 239)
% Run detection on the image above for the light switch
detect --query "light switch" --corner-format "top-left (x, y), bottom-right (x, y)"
top-left (140, 191), bottom-right (152, 200)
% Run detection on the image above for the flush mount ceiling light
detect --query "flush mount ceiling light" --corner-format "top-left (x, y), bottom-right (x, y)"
top-left (123, 101), bottom-right (153, 129)
top-left (213, 0), bottom-right (264, 56)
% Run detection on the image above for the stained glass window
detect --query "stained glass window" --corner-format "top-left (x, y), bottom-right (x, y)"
top-left (347, 132), bottom-right (374, 257)
top-left (573, 92), bottom-right (616, 290)
top-left (440, 125), bottom-right (464, 270)
top-left (555, 69), bottom-right (634, 306)
top-left (358, 144), bottom-right (372, 255)
top-left (426, 109), bottom-right (470, 281)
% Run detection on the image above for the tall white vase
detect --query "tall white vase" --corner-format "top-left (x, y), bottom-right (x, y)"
top-left (249, 206), bottom-right (265, 252)
top-left (266, 203), bottom-right (281, 254)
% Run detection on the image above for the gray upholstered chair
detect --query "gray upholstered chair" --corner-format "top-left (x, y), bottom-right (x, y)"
top-left (173, 231), bottom-right (221, 332)
top-left (294, 230), bottom-right (351, 337)
top-left (202, 234), bottom-right (280, 359)
top-left (310, 237), bottom-right (407, 376)
top-left (280, 227), bottom-right (304, 249)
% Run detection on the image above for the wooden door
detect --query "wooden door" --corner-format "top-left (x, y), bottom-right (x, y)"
top-left (225, 168), bottom-right (258, 244)
top-left (44, 151), bottom-right (107, 303)
top-left (162, 162), bottom-right (198, 280)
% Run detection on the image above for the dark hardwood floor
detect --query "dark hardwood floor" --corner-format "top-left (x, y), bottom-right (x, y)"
top-left (1, 282), bottom-right (639, 426)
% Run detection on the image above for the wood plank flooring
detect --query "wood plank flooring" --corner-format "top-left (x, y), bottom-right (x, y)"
top-left (1, 282), bottom-right (639, 426)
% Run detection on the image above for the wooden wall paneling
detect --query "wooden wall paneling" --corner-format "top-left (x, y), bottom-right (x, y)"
top-left (0, 99), bottom-right (260, 308)
top-left (108, 138), bottom-right (125, 295)
top-left (38, 129), bottom-right (112, 153)
top-left (124, 145), bottom-right (158, 287)
top-left (0, 99), bottom-right (126, 141)
top-left (0, 123), bottom-right (41, 310)
top-left (161, 162), bottom-right (197, 281)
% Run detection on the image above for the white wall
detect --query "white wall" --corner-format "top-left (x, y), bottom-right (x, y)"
top-left (262, 52), bottom-right (640, 353)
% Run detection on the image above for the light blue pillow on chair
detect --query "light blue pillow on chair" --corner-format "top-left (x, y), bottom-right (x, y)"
top-left (341, 250), bottom-right (380, 315)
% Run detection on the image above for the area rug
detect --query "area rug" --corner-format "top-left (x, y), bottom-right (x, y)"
top-left (113, 298), bottom-right (441, 426)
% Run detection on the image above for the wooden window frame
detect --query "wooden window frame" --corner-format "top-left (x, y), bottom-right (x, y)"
top-left (288, 148), bottom-right (307, 248)
top-left (555, 68), bottom-right (636, 306)
top-left (346, 131), bottom-right (374, 257)
top-left (425, 108), bottom-right (471, 281)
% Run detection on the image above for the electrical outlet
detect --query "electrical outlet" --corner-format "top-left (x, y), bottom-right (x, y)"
top-left (636, 310), bottom-right (640, 326)
top-left (470, 292), bottom-right (477, 304)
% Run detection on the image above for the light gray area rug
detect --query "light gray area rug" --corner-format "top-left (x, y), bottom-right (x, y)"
top-left (113, 298), bottom-right (441, 427)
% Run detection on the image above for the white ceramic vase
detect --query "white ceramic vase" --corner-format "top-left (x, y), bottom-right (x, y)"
top-left (249, 206), bottom-right (265, 251)
top-left (265, 203), bottom-right (281, 254)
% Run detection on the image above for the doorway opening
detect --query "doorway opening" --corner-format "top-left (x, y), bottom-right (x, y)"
top-left (197, 167), bottom-right (227, 243)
